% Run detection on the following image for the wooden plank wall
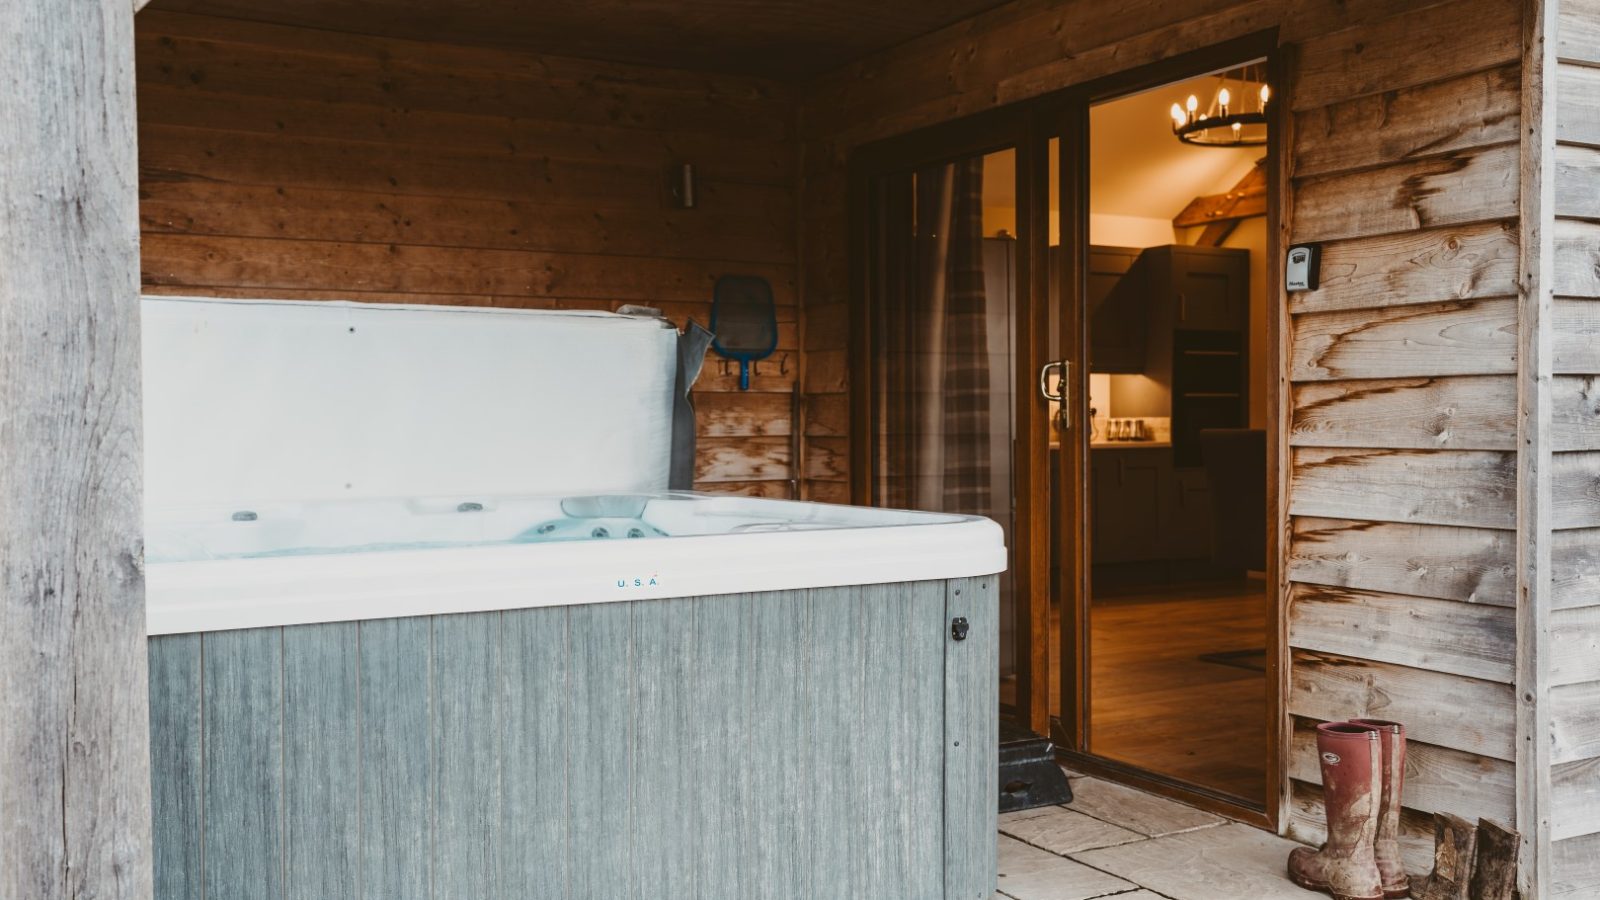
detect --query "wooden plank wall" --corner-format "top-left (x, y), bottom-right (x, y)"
top-left (795, 0), bottom-right (1536, 859)
top-left (1281, 0), bottom-right (1526, 872)
top-left (1547, 0), bottom-right (1600, 893)
top-left (133, 10), bottom-right (800, 496)
top-left (147, 579), bottom-right (996, 900)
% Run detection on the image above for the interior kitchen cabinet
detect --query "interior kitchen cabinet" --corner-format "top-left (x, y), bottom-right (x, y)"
top-left (1089, 448), bottom-right (1214, 572)
top-left (1155, 244), bottom-right (1250, 331)
top-left (1125, 245), bottom-right (1250, 466)
top-left (1049, 245), bottom-right (1149, 374)
top-left (1061, 243), bottom-right (1248, 385)
top-left (1085, 243), bottom-right (1248, 580)
top-left (1150, 245), bottom-right (1251, 466)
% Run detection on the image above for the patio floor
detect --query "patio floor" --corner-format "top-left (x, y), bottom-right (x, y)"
top-left (996, 770), bottom-right (1315, 900)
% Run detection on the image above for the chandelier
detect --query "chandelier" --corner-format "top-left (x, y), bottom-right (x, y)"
top-left (1169, 65), bottom-right (1270, 147)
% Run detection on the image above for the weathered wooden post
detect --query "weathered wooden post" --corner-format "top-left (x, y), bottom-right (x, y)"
top-left (1517, 0), bottom-right (1557, 897)
top-left (0, 0), bottom-right (152, 898)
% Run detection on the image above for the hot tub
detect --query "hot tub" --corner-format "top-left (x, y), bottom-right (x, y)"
top-left (141, 298), bottom-right (1003, 900)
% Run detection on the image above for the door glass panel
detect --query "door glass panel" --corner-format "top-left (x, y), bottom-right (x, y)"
top-left (1081, 68), bottom-right (1270, 804)
top-left (868, 149), bottom-right (1020, 709)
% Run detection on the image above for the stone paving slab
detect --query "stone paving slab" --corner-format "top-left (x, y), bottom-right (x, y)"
top-left (1070, 822), bottom-right (1312, 900)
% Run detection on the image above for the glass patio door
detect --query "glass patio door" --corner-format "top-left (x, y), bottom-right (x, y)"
top-left (854, 109), bottom-right (1059, 735)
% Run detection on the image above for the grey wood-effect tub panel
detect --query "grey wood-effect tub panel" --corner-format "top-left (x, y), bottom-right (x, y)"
top-left (283, 623), bottom-right (360, 900)
top-left (945, 576), bottom-right (1001, 900)
top-left (498, 605), bottom-right (569, 898)
top-left (147, 577), bottom-right (998, 900)
top-left (148, 632), bottom-right (202, 900)
top-left (360, 616), bottom-right (432, 900)
top-left (203, 627), bottom-right (284, 900)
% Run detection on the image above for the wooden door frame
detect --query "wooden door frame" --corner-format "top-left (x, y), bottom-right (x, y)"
top-left (846, 30), bottom-right (1289, 830)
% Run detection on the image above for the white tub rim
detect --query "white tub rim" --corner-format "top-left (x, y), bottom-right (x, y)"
top-left (145, 492), bottom-right (1007, 635)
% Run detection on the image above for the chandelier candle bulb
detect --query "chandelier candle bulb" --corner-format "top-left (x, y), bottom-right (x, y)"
top-left (1170, 65), bottom-right (1269, 147)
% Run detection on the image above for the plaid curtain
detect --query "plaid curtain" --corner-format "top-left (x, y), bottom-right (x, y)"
top-left (874, 158), bottom-right (991, 516)
top-left (933, 158), bottom-right (991, 515)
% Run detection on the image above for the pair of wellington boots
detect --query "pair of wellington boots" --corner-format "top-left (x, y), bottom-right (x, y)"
top-left (1288, 719), bottom-right (1409, 900)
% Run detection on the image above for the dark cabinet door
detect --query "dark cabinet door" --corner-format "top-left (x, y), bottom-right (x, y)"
top-left (1163, 465), bottom-right (1215, 562)
top-left (1158, 245), bottom-right (1250, 466)
top-left (1089, 449), bottom-right (1165, 563)
top-left (1167, 245), bottom-right (1249, 331)
top-left (1089, 448), bottom-right (1215, 565)
top-left (1087, 246), bottom-right (1147, 373)
top-left (1058, 245), bottom-right (1148, 374)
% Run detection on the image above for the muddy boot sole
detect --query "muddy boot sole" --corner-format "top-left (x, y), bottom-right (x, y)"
top-left (1287, 865), bottom-right (1384, 900)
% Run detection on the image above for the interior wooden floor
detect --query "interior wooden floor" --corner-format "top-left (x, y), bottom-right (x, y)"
top-left (1004, 581), bottom-right (1269, 805)
top-left (1082, 582), bottom-right (1269, 804)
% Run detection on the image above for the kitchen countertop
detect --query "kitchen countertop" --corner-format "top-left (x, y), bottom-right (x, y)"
top-left (1051, 441), bottom-right (1173, 450)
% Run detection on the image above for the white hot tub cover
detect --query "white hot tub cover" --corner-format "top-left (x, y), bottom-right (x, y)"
top-left (141, 296), bottom-right (1007, 635)
top-left (141, 297), bottom-right (678, 509)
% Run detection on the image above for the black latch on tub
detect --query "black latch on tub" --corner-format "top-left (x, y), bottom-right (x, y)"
top-left (951, 617), bottom-right (969, 641)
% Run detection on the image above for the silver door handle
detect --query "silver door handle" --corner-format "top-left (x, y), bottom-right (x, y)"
top-left (1039, 360), bottom-right (1070, 430)
top-left (1039, 360), bottom-right (1065, 402)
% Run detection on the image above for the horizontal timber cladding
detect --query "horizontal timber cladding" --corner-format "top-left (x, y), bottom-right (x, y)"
top-left (1561, 67), bottom-right (1600, 141)
top-left (1285, 222), bottom-right (1520, 317)
top-left (1281, 0), bottom-right (1524, 847)
top-left (1289, 66), bottom-right (1522, 181)
top-left (1290, 376), bottom-right (1517, 451)
top-left (148, 579), bottom-right (999, 900)
top-left (1285, 0), bottom-right (1521, 113)
top-left (1554, 452), bottom-right (1600, 529)
top-left (1552, 0), bottom-right (1600, 875)
top-left (1553, 830), bottom-right (1600, 896)
top-left (1287, 650), bottom-right (1515, 763)
top-left (1287, 583), bottom-right (1514, 683)
top-left (133, 10), bottom-right (801, 495)
top-left (1290, 143), bottom-right (1519, 244)
top-left (1554, 527), bottom-right (1600, 609)
top-left (1553, 681), bottom-right (1600, 765)
top-left (1287, 517), bottom-right (1516, 605)
top-left (1288, 298), bottom-right (1517, 383)
top-left (1289, 448), bottom-right (1516, 529)
top-left (1554, 219), bottom-right (1600, 297)
top-left (1555, 144), bottom-right (1600, 220)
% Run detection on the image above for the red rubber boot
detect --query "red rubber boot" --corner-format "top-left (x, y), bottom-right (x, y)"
top-left (1287, 723), bottom-right (1384, 900)
top-left (1351, 718), bottom-right (1411, 899)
